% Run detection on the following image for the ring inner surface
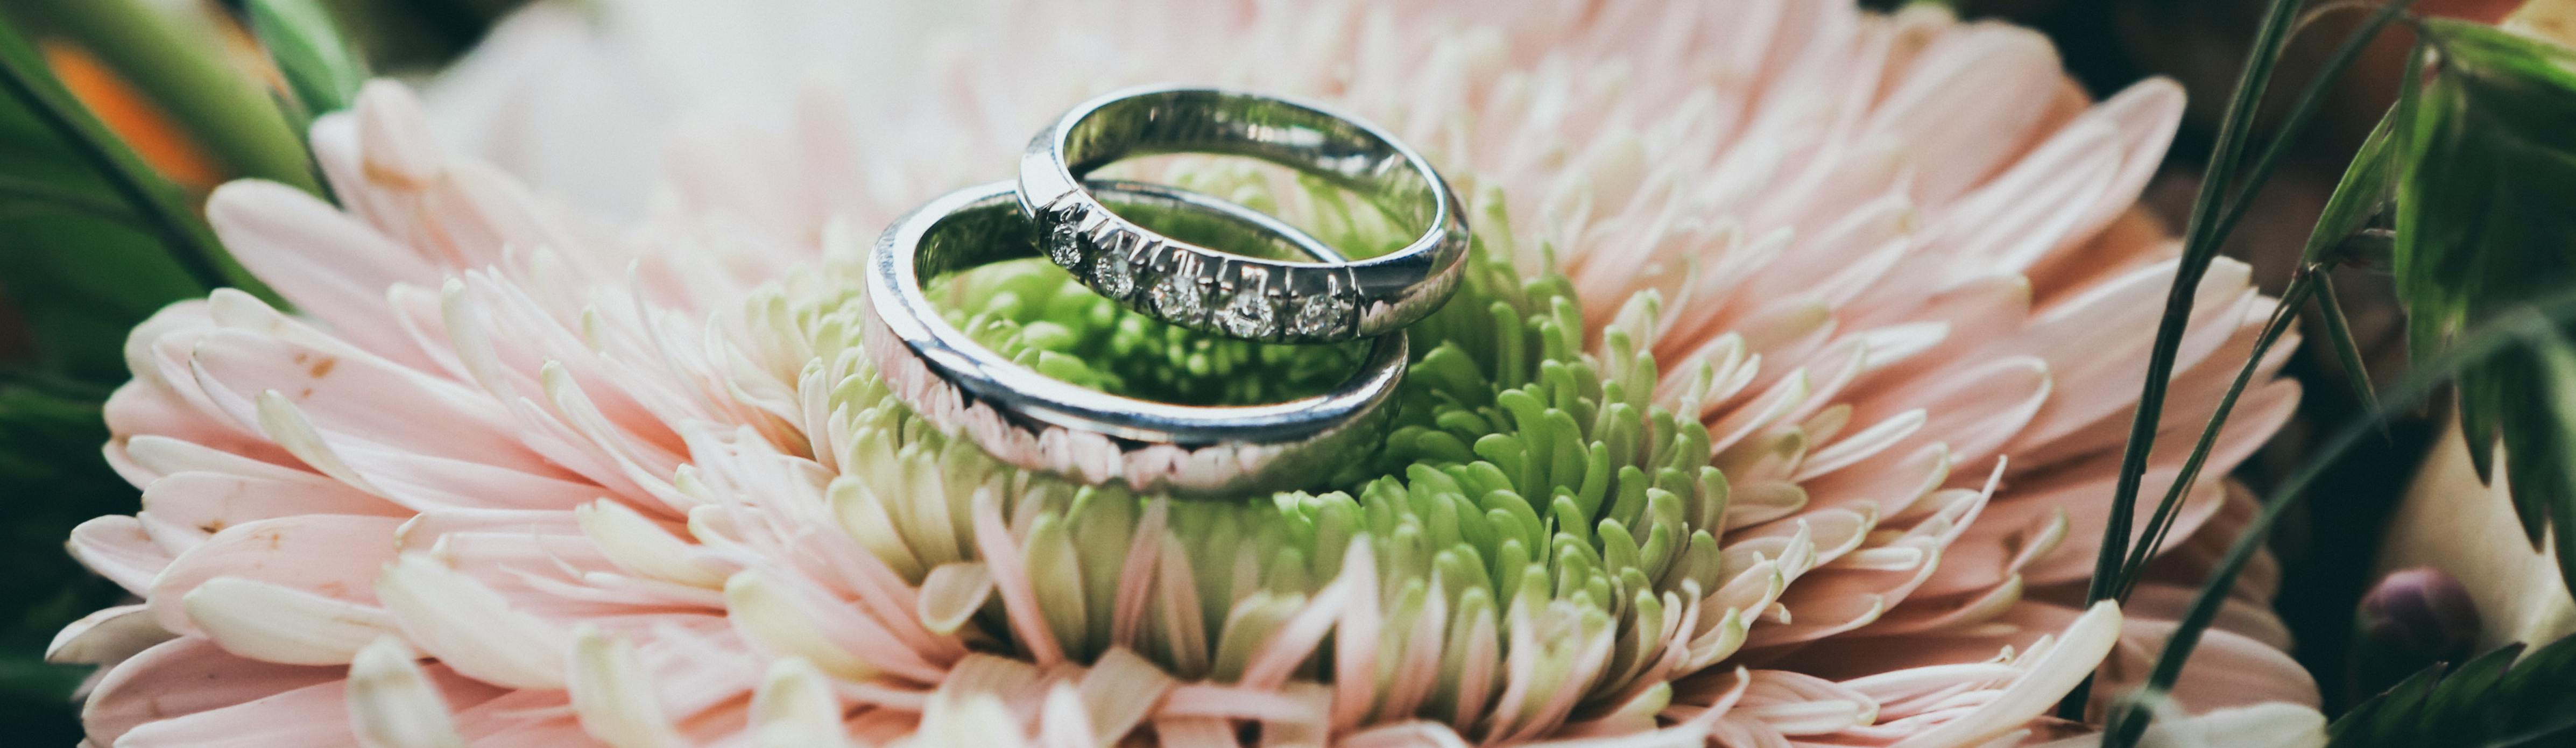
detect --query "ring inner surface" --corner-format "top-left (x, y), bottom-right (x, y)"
top-left (1060, 90), bottom-right (1438, 241)
top-left (920, 186), bottom-right (1343, 279)
top-left (908, 186), bottom-right (1389, 416)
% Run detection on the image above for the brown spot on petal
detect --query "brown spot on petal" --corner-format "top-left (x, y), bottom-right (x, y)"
top-left (307, 357), bottom-right (338, 378)
top-left (361, 160), bottom-right (432, 190)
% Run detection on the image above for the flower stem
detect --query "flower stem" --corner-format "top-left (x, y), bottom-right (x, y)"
top-left (2113, 268), bottom-right (2318, 600)
top-left (2064, 0), bottom-right (2422, 721)
top-left (2063, 0), bottom-right (2306, 720)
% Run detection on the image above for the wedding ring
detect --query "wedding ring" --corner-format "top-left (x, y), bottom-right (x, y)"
top-left (1019, 86), bottom-right (1470, 344)
top-left (866, 180), bottom-right (1406, 496)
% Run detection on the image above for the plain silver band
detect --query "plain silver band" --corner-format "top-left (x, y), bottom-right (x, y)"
top-left (866, 180), bottom-right (1406, 496)
top-left (1018, 85), bottom-right (1470, 344)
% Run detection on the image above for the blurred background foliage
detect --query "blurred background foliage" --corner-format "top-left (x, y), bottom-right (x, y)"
top-left (0, 1), bottom-right (527, 741)
top-left (0, 0), bottom-right (2560, 743)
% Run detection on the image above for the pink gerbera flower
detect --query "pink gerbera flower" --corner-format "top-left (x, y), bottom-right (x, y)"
top-left (51, 1), bottom-right (2314, 746)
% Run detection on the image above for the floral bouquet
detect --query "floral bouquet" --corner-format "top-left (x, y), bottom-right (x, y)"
top-left (2, 1), bottom-right (2573, 746)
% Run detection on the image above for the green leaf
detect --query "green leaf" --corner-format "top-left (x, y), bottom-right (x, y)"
top-left (2535, 339), bottom-right (2576, 583)
top-left (0, 381), bottom-right (132, 734)
top-left (0, 215), bottom-right (204, 379)
top-left (0, 379), bottom-right (107, 480)
top-left (2315, 272), bottom-right (2382, 417)
top-left (0, 16), bottom-right (225, 280)
top-left (0, 16), bottom-right (225, 378)
top-left (2392, 19), bottom-right (2576, 597)
top-left (4, 0), bottom-right (320, 193)
top-left (245, 0), bottom-right (368, 117)
top-left (2300, 110), bottom-right (2401, 269)
top-left (2325, 637), bottom-right (2576, 747)
top-left (0, 173), bottom-right (133, 223)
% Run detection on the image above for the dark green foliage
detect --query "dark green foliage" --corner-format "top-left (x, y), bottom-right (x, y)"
top-left (2327, 636), bottom-right (2576, 748)
top-left (2303, 110), bottom-right (2407, 417)
top-left (2105, 288), bottom-right (2576, 747)
top-left (2392, 19), bottom-right (2576, 601)
top-left (0, 17), bottom-right (224, 377)
top-left (0, 12), bottom-right (224, 738)
top-left (0, 382), bottom-right (131, 745)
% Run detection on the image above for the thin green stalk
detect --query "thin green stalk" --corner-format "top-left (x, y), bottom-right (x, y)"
top-left (2097, 0), bottom-right (2422, 606)
top-left (2209, 0), bottom-right (2425, 273)
top-left (2063, 0), bottom-right (2305, 719)
top-left (0, 23), bottom-right (225, 291)
top-left (2100, 290), bottom-right (2576, 748)
top-left (2081, 0), bottom-right (2302, 609)
top-left (2109, 0), bottom-right (2421, 605)
top-left (2312, 271), bottom-right (2381, 418)
top-left (3, 0), bottom-right (320, 192)
top-left (2066, 0), bottom-right (2423, 719)
top-left (2114, 269), bottom-right (2319, 599)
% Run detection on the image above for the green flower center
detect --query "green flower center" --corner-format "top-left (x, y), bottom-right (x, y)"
top-left (778, 172), bottom-right (1743, 732)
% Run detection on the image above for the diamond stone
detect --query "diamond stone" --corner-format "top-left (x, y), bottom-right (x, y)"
top-left (1289, 293), bottom-right (1353, 338)
top-left (1046, 220), bottom-right (1084, 269)
top-left (1092, 245), bottom-right (1135, 298)
top-left (1150, 274), bottom-right (1205, 323)
top-left (1218, 290), bottom-right (1276, 338)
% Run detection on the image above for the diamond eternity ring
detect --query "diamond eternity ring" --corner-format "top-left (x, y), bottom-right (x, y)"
top-left (1018, 86), bottom-right (1470, 344)
top-left (866, 180), bottom-right (1407, 496)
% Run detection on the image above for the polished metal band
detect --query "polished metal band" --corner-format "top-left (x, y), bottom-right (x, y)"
top-left (865, 180), bottom-right (1406, 496)
top-left (1018, 86), bottom-right (1470, 344)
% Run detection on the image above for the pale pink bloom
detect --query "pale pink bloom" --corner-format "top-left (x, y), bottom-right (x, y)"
top-left (419, 0), bottom-right (965, 217)
top-left (53, 1), bottom-right (2314, 746)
